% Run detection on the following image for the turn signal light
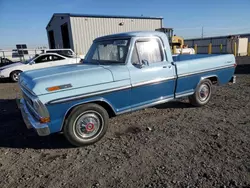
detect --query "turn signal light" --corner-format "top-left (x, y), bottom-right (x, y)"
top-left (39, 117), bottom-right (50, 123)
top-left (47, 86), bottom-right (60, 92)
top-left (46, 84), bottom-right (72, 92)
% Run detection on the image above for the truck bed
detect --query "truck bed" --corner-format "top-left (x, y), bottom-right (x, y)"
top-left (173, 54), bottom-right (236, 97)
top-left (173, 54), bottom-right (221, 62)
top-left (173, 54), bottom-right (235, 75)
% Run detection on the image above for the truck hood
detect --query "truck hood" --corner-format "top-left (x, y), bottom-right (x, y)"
top-left (19, 64), bottom-right (114, 95)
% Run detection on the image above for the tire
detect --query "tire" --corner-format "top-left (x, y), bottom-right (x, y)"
top-left (10, 70), bottom-right (22, 82)
top-left (63, 103), bottom-right (109, 147)
top-left (189, 79), bottom-right (212, 107)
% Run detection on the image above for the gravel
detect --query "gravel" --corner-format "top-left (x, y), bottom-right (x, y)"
top-left (0, 64), bottom-right (249, 188)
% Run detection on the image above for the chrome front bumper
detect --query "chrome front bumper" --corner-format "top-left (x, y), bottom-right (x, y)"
top-left (17, 98), bottom-right (50, 136)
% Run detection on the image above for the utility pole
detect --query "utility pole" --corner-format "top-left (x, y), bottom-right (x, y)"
top-left (201, 26), bottom-right (204, 39)
top-left (201, 26), bottom-right (204, 38)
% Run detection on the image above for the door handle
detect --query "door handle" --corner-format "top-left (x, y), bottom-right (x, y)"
top-left (163, 65), bottom-right (172, 69)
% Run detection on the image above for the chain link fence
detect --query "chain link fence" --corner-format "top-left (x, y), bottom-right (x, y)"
top-left (0, 49), bottom-right (45, 64)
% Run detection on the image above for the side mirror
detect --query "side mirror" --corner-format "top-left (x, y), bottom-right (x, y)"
top-left (141, 59), bottom-right (149, 66)
top-left (29, 60), bottom-right (35, 65)
top-left (133, 59), bottom-right (149, 69)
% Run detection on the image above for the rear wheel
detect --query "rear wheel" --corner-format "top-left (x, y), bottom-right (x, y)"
top-left (10, 70), bottom-right (22, 82)
top-left (63, 103), bottom-right (109, 147)
top-left (189, 79), bottom-right (212, 107)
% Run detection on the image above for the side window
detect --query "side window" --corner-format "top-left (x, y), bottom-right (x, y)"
top-left (34, 55), bottom-right (50, 63)
top-left (135, 38), bottom-right (163, 64)
top-left (53, 55), bottom-right (64, 61)
top-left (34, 55), bottom-right (54, 63)
top-left (131, 46), bottom-right (140, 65)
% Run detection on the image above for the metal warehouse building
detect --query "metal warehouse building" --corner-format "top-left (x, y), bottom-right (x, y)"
top-left (46, 13), bottom-right (163, 55)
top-left (185, 33), bottom-right (250, 54)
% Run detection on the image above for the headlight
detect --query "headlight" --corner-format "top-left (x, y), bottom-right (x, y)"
top-left (32, 99), bottom-right (50, 123)
top-left (22, 87), bottom-right (50, 124)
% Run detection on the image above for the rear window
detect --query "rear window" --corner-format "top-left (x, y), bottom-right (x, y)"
top-left (46, 50), bottom-right (74, 57)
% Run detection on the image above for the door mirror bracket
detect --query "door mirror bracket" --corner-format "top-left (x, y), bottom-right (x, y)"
top-left (141, 59), bottom-right (149, 66)
top-left (29, 60), bottom-right (35, 65)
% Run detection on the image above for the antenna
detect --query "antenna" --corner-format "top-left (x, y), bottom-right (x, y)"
top-left (201, 26), bottom-right (204, 38)
top-left (75, 43), bottom-right (77, 64)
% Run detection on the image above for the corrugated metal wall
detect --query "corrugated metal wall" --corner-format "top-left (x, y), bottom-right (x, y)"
top-left (185, 34), bottom-right (250, 54)
top-left (70, 17), bottom-right (162, 55)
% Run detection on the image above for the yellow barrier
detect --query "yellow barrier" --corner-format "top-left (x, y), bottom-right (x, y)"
top-left (248, 42), bottom-right (250, 56)
top-left (173, 46), bottom-right (177, 54)
top-left (220, 44), bottom-right (223, 53)
top-left (208, 43), bottom-right (212, 54)
top-left (194, 44), bottom-right (197, 54)
top-left (234, 42), bottom-right (237, 56)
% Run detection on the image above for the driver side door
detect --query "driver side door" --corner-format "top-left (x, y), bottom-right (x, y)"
top-left (128, 37), bottom-right (175, 110)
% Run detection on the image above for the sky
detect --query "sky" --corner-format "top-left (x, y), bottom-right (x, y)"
top-left (0, 0), bottom-right (250, 49)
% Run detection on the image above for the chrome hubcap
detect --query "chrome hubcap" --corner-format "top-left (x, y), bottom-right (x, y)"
top-left (199, 84), bottom-right (210, 101)
top-left (74, 111), bottom-right (103, 139)
top-left (13, 72), bottom-right (20, 81)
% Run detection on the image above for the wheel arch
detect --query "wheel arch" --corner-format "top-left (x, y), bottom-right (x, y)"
top-left (189, 76), bottom-right (213, 107)
top-left (200, 75), bottom-right (219, 85)
top-left (9, 69), bottom-right (23, 77)
top-left (60, 98), bottom-right (116, 131)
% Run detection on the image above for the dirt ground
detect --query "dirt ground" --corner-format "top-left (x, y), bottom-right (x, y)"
top-left (0, 64), bottom-right (250, 188)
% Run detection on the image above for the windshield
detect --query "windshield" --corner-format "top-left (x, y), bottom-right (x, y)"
top-left (85, 39), bottom-right (130, 64)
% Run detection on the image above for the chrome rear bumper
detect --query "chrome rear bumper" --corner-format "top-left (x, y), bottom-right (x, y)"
top-left (17, 98), bottom-right (50, 136)
top-left (230, 75), bottom-right (236, 84)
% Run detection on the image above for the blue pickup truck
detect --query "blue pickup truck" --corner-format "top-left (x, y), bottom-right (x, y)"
top-left (18, 31), bottom-right (236, 146)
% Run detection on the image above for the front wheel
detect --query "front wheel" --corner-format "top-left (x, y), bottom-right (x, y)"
top-left (10, 70), bottom-right (22, 82)
top-left (189, 79), bottom-right (212, 107)
top-left (63, 103), bottom-right (109, 147)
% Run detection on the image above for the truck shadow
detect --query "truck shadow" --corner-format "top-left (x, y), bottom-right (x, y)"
top-left (154, 100), bottom-right (194, 109)
top-left (0, 99), bottom-right (73, 149)
top-left (0, 78), bottom-right (11, 83)
top-left (235, 64), bottom-right (250, 74)
top-left (0, 99), bottom-right (195, 149)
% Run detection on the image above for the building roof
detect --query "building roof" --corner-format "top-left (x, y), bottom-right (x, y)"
top-left (46, 13), bottom-right (163, 29)
top-left (185, 33), bottom-right (250, 40)
top-left (94, 31), bottom-right (166, 41)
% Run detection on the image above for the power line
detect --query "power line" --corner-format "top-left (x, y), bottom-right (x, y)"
top-left (175, 26), bottom-right (250, 31)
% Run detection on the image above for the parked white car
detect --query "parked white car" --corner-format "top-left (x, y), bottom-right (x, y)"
top-left (0, 53), bottom-right (81, 82)
top-left (42, 49), bottom-right (76, 57)
top-left (42, 49), bottom-right (85, 59)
